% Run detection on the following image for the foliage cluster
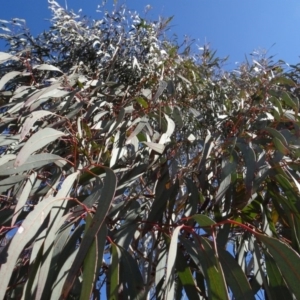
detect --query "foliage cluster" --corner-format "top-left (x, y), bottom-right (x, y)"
top-left (0, 1), bottom-right (300, 299)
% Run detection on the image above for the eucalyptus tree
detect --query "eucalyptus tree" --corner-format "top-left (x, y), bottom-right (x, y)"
top-left (0, 1), bottom-right (300, 299)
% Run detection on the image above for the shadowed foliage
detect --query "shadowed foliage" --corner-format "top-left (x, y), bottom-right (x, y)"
top-left (0, 1), bottom-right (300, 299)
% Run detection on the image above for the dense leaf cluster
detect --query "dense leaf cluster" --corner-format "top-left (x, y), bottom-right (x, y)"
top-left (0, 1), bottom-right (300, 299)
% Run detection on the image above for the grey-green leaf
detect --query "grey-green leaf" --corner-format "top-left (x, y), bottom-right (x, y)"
top-left (14, 128), bottom-right (66, 167)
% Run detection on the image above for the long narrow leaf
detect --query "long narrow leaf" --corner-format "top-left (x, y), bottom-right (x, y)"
top-left (61, 167), bottom-right (116, 298)
top-left (14, 128), bottom-right (66, 167)
top-left (80, 213), bottom-right (98, 300)
top-left (218, 248), bottom-right (255, 300)
top-left (257, 234), bottom-right (300, 299)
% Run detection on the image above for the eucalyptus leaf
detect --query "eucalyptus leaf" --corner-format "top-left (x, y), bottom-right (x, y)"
top-left (14, 128), bottom-right (66, 167)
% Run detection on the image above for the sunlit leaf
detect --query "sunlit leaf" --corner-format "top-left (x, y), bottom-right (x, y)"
top-left (0, 71), bottom-right (21, 90)
top-left (34, 64), bottom-right (63, 73)
top-left (14, 128), bottom-right (66, 167)
top-left (166, 225), bottom-right (183, 299)
top-left (20, 110), bottom-right (54, 141)
top-left (1, 153), bottom-right (65, 175)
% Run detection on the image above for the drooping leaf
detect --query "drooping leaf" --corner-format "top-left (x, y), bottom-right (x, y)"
top-left (108, 243), bottom-right (119, 300)
top-left (35, 172), bottom-right (79, 300)
top-left (0, 194), bottom-right (69, 299)
top-left (165, 225), bottom-right (183, 300)
top-left (1, 153), bottom-right (65, 175)
top-left (34, 64), bottom-right (63, 73)
top-left (61, 167), bottom-right (116, 299)
top-left (176, 248), bottom-right (201, 300)
top-left (281, 91), bottom-right (299, 111)
top-left (22, 228), bottom-right (47, 300)
top-left (0, 52), bottom-right (18, 62)
top-left (264, 251), bottom-right (293, 300)
top-left (153, 80), bottom-right (167, 102)
top-left (118, 246), bottom-right (145, 298)
top-left (126, 116), bottom-right (148, 142)
top-left (12, 172), bottom-right (37, 226)
top-left (236, 141), bottom-right (256, 193)
top-left (218, 248), bottom-right (255, 300)
top-left (14, 128), bottom-right (66, 167)
top-left (196, 236), bottom-right (229, 300)
top-left (20, 110), bottom-right (54, 141)
top-left (79, 213), bottom-right (98, 300)
top-left (0, 71), bottom-right (21, 90)
top-left (257, 233), bottom-right (300, 299)
top-left (24, 83), bottom-right (61, 107)
top-left (0, 174), bottom-right (26, 193)
top-left (155, 246), bottom-right (167, 299)
top-left (164, 113), bottom-right (175, 138)
top-left (51, 248), bottom-right (79, 299)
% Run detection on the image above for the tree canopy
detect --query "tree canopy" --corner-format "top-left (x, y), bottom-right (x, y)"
top-left (0, 1), bottom-right (300, 299)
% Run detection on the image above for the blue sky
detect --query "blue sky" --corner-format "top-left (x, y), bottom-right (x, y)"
top-left (1, 0), bottom-right (300, 69)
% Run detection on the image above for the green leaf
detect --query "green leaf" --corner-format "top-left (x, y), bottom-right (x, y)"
top-left (51, 248), bottom-right (79, 299)
top-left (166, 226), bottom-right (183, 300)
top-left (107, 108), bottom-right (125, 136)
top-left (216, 223), bottom-right (231, 248)
top-left (281, 91), bottom-right (299, 111)
top-left (196, 237), bottom-right (229, 300)
top-left (172, 106), bottom-right (183, 128)
top-left (0, 195), bottom-right (67, 298)
top-left (14, 128), bottom-right (66, 167)
top-left (0, 174), bottom-right (26, 193)
top-left (80, 213), bottom-right (98, 300)
top-left (257, 233), bottom-right (300, 298)
top-left (271, 76), bottom-right (296, 87)
top-left (135, 97), bottom-right (148, 108)
top-left (108, 243), bottom-right (119, 300)
top-left (176, 249), bottom-right (201, 300)
top-left (155, 246), bottom-right (167, 299)
top-left (35, 172), bottom-right (79, 300)
top-left (126, 117), bottom-right (148, 143)
top-left (143, 165), bottom-right (172, 234)
top-left (184, 178), bottom-right (199, 216)
top-left (20, 110), bottom-right (54, 141)
top-left (34, 64), bottom-right (63, 73)
top-left (192, 214), bottom-right (216, 228)
top-left (164, 113), bottom-right (175, 138)
top-left (269, 96), bottom-right (283, 116)
top-left (236, 141), bottom-right (256, 192)
top-left (153, 80), bottom-right (167, 102)
top-left (273, 137), bottom-right (290, 155)
top-left (23, 228), bottom-right (47, 299)
top-left (61, 167), bottom-right (116, 299)
top-left (264, 251), bottom-right (293, 300)
top-left (218, 248), bottom-right (255, 300)
top-left (181, 235), bottom-right (229, 299)
top-left (265, 127), bottom-right (289, 146)
top-left (0, 153), bottom-right (65, 176)
top-left (12, 172), bottom-right (37, 225)
top-left (0, 52), bottom-right (18, 62)
top-left (119, 246), bottom-right (145, 298)
top-left (115, 163), bottom-right (147, 195)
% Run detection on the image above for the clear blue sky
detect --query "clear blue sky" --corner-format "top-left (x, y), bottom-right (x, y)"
top-left (1, 0), bottom-right (300, 69)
